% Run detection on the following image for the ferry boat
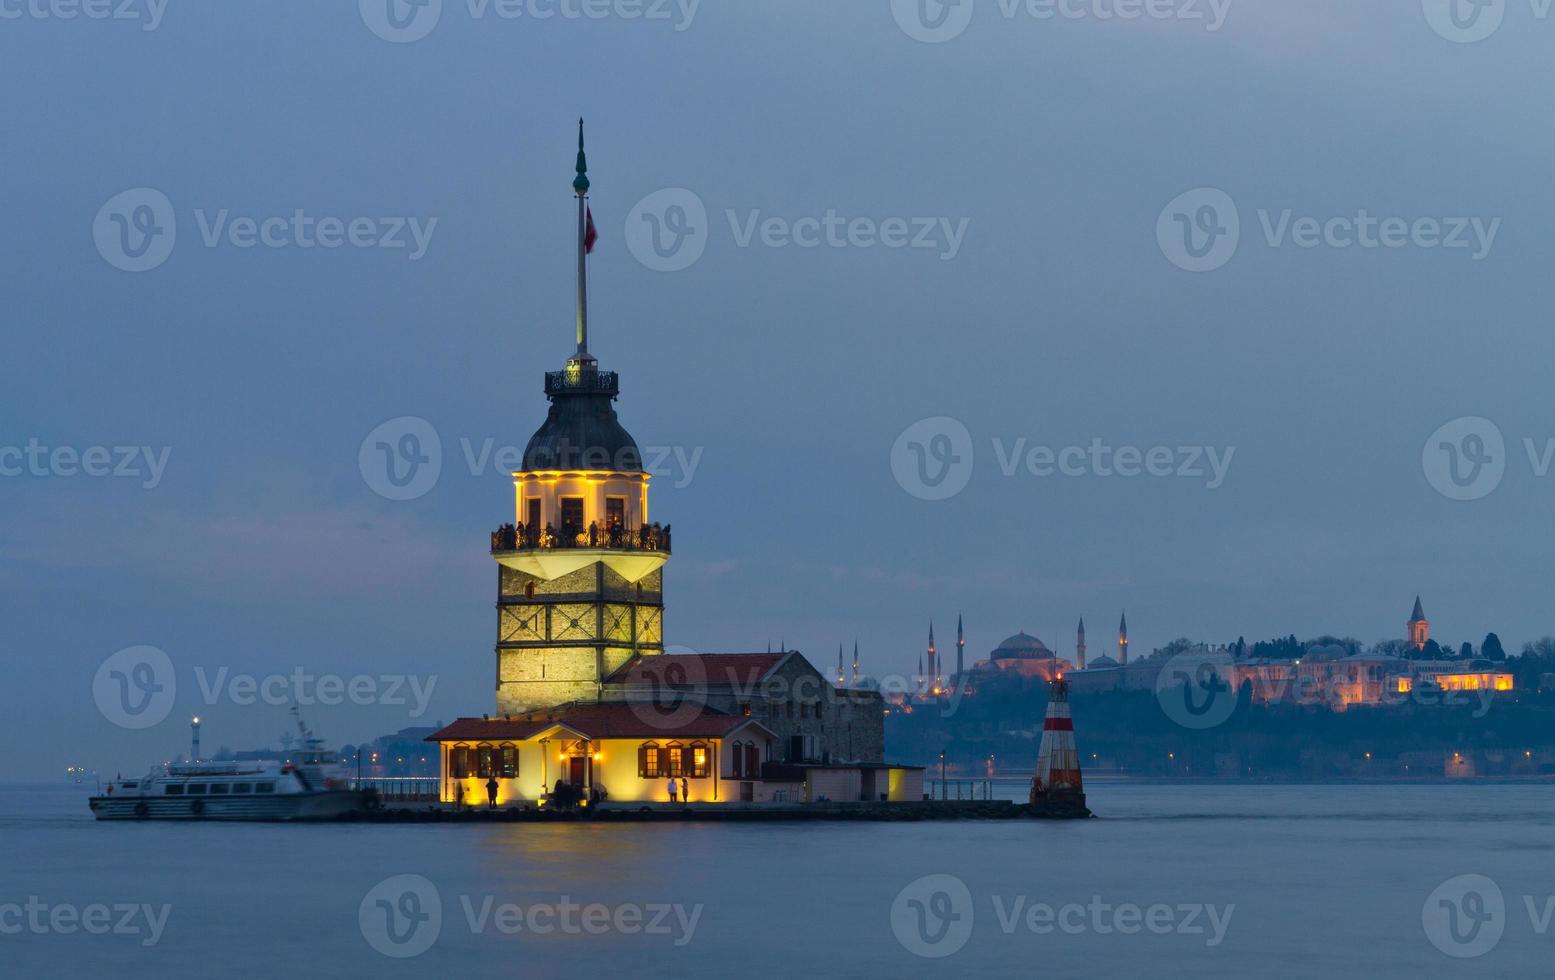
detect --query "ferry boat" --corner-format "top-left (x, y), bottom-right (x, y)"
top-left (89, 712), bottom-right (375, 822)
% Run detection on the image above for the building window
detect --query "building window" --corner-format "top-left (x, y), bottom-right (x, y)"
top-left (730, 741), bottom-right (745, 778)
top-left (476, 746), bottom-right (494, 779)
top-left (560, 497), bottom-right (585, 534)
top-left (786, 701), bottom-right (794, 719)
top-left (639, 742), bottom-right (661, 778)
top-left (499, 745), bottom-right (518, 779)
top-left (606, 496), bottom-right (626, 530)
top-left (526, 498), bottom-right (542, 532)
top-left (745, 743), bottom-right (760, 778)
top-left (690, 743), bottom-right (709, 778)
top-left (666, 743), bottom-right (685, 777)
top-left (450, 746), bottom-right (470, 779)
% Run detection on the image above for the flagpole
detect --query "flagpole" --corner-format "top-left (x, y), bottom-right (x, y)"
top-left (573, 117), bottom-right (593, 367)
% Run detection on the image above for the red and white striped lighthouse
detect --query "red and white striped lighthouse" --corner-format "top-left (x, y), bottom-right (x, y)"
top-left (1030, 676), bottom-right (1091, 818)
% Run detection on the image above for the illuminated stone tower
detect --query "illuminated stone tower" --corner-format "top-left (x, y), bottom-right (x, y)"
top-left (1118, 611), bottom-right (1129, 666)
top-left (1076, 617), bottom-right (1087, 670)
top-left (490, 122), bottom-right (668, 715)
top-left (1408, 597), bottom-right (1429, 651)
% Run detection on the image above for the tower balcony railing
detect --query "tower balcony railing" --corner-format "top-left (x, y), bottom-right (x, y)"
top-left (545, 370), bottom-right (620, 397)
top-left (490, 522), bottom-right (670, 555)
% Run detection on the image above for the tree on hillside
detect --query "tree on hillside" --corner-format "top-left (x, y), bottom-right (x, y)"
top-left (1522, 637), bottom-right (1555, 659)
top-left (1460, 642), bottom-right (1475, 661)
top-left (1483, 633), bottom-right (1507, 662)
top-left (1370, 639), bottom-right (1411, 658)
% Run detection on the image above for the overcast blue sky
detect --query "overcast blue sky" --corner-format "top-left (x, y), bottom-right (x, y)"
top-left (3, 0), bottom-right (1552, 779)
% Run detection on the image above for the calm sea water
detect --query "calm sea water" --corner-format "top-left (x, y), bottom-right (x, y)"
top-left (3, 781), bottom-right (1550, 978)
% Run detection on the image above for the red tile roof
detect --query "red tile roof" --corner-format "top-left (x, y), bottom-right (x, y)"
top-left (609, 652), bottom-right (788, 690)
top-left (427, 702), bottom-right (767, 743)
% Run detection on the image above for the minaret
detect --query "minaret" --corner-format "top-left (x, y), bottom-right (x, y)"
top-left (927, 622), bottom-right (939, 693)
top-left (956, 613), bottom-right (965, 685)
top-left (836, 644), bottom-right (846, 688)
top-left (916, 654), bottom-right (925, 694)
top-left (490, 124), bottom-right (668, 714)
top-left (1408, 596), bottom-right (1430, 651)
top-left (1076, 617), bottom-right (1087, 670)
top-left (1118, 611), bottom-right (1129, 666)
top-left (851, 640), bottom-right (860, 688)
top-left (190, 716), bottom-right (201, 762)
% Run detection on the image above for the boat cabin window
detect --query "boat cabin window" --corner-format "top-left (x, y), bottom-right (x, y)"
top-left (232, 783), bottom-right (252, 794)
top-left (254, 782), bottom-right (275, 794)
top-left (165, 785), bottom-right (184, 796)
top-left (122, 782), bottom-right (138, 789)
top-left (210, 784), bottom-right (230, 794)
top-left (187, 784), bottom-right (207, 794)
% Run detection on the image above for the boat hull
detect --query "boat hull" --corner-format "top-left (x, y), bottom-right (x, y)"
top-left (88, 790), bottom-right (373, 822)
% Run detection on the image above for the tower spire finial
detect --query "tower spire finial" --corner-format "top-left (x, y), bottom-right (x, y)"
top-left (573, 118), bottom-right (589, 194)
top-left (571, 119), bottom-right (595, 367)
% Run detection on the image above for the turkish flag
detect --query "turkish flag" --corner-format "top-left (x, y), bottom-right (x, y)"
top-left (584, 206), bottom-right (598, 254)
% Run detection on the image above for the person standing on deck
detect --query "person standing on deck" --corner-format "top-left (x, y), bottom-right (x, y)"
top-left (667, 776), bottom-right (678, 803)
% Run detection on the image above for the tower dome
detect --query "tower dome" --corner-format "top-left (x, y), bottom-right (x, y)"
top-left (521, 371), bottom-right (643, 473)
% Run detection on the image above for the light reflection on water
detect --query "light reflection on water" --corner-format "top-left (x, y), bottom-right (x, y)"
top-left (4, 782), bottom-right (1552, 979)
